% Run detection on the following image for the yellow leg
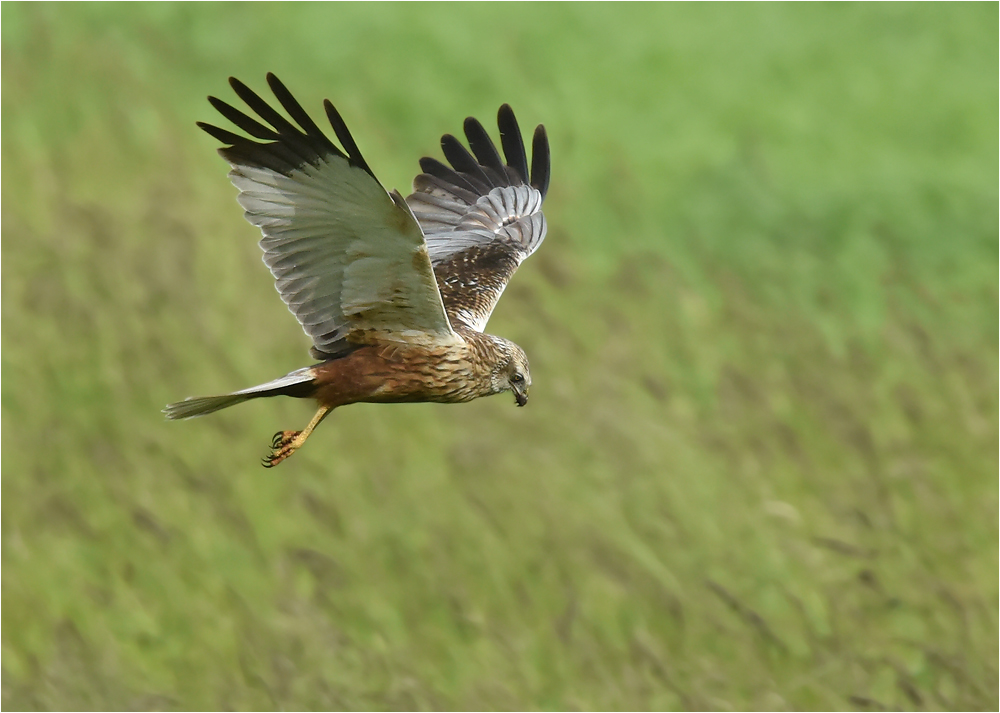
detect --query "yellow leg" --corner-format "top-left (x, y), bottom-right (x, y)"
top-left (263, 405), bottom-right (332, 468)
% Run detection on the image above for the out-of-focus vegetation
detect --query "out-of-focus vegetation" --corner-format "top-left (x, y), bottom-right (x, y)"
top-left (2, 3), bottom-right (996, 710)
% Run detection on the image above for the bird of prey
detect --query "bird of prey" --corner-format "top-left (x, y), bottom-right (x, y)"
top-left (164, 74), bottom-right (550, 467)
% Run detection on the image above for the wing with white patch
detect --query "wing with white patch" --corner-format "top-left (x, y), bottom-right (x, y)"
top-left (199, 74), bottom-right (459, 358)
top-left (405, 105), bottom-right (550, 332)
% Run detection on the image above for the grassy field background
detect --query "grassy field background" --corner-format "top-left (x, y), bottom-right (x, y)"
top-left (2, 3), bottom-right (997, 710)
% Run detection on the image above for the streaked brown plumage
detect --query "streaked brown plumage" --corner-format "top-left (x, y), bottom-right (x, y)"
top-left (164, 74), bottom-right (550, 466)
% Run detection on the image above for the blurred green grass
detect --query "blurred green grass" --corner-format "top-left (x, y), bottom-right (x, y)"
top-left (2, 3), bottom-right (997, 710)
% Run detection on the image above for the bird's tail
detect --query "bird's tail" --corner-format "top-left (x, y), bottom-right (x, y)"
top-left (164, 367), bottom-right (316, 420)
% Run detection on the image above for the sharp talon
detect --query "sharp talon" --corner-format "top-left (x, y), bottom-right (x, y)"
top-left (261, 427), bottom-right (308, 468)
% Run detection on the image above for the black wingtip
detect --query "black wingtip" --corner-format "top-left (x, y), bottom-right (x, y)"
top-left (206, 95), bottom-right (226, 112)
top-left (265, 73), bottom-right (285, 96)
top-left (228, 76), bottom-right (249, 94)
top-left (530, 124), bottom-right (550, 200)
top-left (202, 75), bottom-right (357, 176)
top-left (419, 156), bottom-right (482, 197)
top-left (197, 120), bottom-right (242, 146)
top-left (417, 103), bottom-right (549, 200)
top-left (266, 74), bottom-right (339, 153)
top-left (322, 99), bottom-right (377, 180)
top-left (464, 115), bottom-right (508, 184)
top-left (497, 104), bottom-right (530, 185)
top-left (440, 133), bottom-right (494, 192)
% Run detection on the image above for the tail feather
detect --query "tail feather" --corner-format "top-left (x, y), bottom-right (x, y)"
top-left (164, 367), bottom-right (316, 420)
top-left (164, 393), bottom-right (257, 419)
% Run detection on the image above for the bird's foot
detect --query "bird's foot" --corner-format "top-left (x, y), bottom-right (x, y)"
top-left (263, 430), bottom-right (301, 468)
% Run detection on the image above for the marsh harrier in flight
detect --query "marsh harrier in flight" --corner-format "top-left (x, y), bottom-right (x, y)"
top-left (164, 74), bottom-right (550, 466)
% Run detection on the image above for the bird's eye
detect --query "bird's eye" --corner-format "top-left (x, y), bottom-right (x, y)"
top-left (511, 374), bottom-right (524, 384)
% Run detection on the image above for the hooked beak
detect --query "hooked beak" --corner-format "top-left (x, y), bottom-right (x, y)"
top-left (513, 386), bottom-right (528, 407)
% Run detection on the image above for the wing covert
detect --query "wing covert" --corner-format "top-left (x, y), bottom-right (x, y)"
top-left (201, 74), bottom-right (459, 358)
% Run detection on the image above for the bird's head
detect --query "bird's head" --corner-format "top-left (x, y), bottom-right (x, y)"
top-left (489, 337), bottom-right (532, 406)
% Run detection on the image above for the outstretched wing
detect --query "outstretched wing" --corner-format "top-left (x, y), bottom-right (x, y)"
top-left (406, 105), bottom-right (550, 332)
top-left (199, 74), bottom-right (459, 359)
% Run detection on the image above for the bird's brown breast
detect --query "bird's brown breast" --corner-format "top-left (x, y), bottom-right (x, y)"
top-left (310, 334), bottom-right (497, 408)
